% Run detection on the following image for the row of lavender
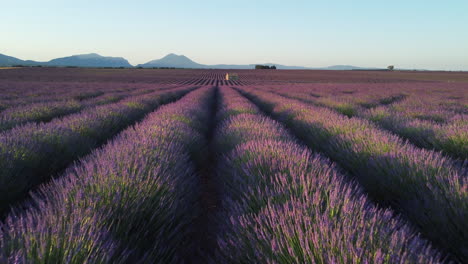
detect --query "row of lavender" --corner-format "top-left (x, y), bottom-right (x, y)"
top-left (261, 83), bottom-right (467, 160)
top-left (0, 85), bottom-right (175, 132)
top-left (0, 81), bottom-right (183, 115)
top-left (260, 82), bottom-right (466, 115)
top-left (0, 82), bottom-right (102, 101)
top-left (0, 80), bottom-right (174, 100)
top-left (0, 87), bottom-right (215, 263)
top-left (210, 87), bottom-right (441, 263)
top-left (0, 83), bottom-right (463, 262)
top-left (0, 85), bottom-right (196, 215)
top-left (0, 81), bottom-right (137, 110)
top-left (238, 87), bottom-right (467, 262)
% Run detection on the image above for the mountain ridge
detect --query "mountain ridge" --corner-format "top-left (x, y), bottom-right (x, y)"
top-left (1, 52), bottom-right (382, 70)
top-left (0, 53), bottom-right (132, 68)
top-left (138, 53), bottom-right (205, 68)
top-left (47, 53), bottom-right (132, 67)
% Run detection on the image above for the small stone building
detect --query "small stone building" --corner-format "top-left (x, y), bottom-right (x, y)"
top-left (225, 73), bottom-right (239, 80)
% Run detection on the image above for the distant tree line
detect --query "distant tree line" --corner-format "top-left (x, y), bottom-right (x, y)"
top-left (255, 65), bottom-right (277, 70)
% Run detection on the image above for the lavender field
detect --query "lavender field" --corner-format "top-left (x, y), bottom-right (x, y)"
top-left (0, 68), bottom-right (466, 263)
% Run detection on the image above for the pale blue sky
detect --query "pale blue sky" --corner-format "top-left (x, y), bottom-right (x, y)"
top-left (1, 0), bottom-right (467, 70)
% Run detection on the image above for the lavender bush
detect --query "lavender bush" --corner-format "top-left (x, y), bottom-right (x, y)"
top-left (211, 87), bottom-right (441, 263)
top-left (264, 84), bottom-right (467, 160)
top-left (240, 87), bottom-right (467, 262)
top-left (0, 86), bottom-right (195, 215)
top-left (0, 86), bottom-right (215, 263)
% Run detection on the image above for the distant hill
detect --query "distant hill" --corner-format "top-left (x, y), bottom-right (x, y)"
top-left (137, 54), bottom-right (376, 70)
top-left (0, 53), bottom-right (131, 68)
top-left (47, 53), bottom-right (132, 67)
top-left (137, 54), bottom-right (314, 69)
top-left (137, 53), bottom-right (205, 68)
top-left (0, 54), bottom-right (34, 66)
top-left (1, 52), bottom-right (387, 70)
top-left (321, 65), bottom-right (379, 70)
top-left (206, 63), bottom-right (309, 70)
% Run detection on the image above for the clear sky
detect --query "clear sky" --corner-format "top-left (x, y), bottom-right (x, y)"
top-left (2, 0), bottom-right (467, 70)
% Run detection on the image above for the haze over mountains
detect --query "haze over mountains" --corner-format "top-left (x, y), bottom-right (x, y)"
top-left (47, 53), bottom-right (132, 68)
top-left (135, 54), bottom-right (322, 69)
top-left (0, 52), bottom-right (377, 70)
top-left (0, 53), bottom-right (132, 68)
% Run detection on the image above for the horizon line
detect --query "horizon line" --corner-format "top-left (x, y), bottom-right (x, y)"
top-left (2, 51), bottom-right (466, 72)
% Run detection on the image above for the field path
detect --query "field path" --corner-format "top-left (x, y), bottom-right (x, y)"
top-left (187, 86), bottom-right (221, 263)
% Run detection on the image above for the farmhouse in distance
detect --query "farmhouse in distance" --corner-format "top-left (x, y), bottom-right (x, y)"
top-left (225, 73), bottom-right (239, 80)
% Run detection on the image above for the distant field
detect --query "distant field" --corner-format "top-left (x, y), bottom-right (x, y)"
top-left (1, 66), bottom-right (468, 83)
top-left (0, 68), bottom-right (466, 263)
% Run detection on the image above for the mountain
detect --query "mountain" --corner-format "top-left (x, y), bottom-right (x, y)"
top-left (0, 54), bottom-right (37, 66)
top-left (137, 54), bottom-right (311, 69)
top-left (321, 65), bottom-right (381, 70)
top-left (137, 54), bottom-right (375, 70)
top-left (262, 63), bottom-right (309, 70)
top-left (47, 53), bottom-right (132, 67)
top-left (1, 52), bottom-right (385, 70)
top-left (204, 63), bottom-right (309, 70)
top-left (137, 53), bottom-right (205, 68)
top-left (0, 53), bottom-right (131, 68)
